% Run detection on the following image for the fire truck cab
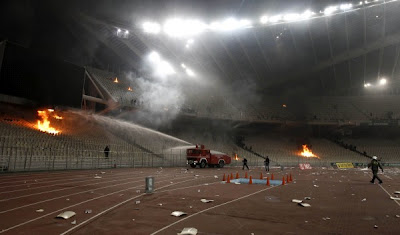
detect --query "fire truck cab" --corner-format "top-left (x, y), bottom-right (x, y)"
top-left (186, 145), bottom-right (231, 168)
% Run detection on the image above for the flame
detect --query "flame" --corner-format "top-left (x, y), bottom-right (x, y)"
top-left (54, 115), bottom-right (63, 120)
top-left (300, 145), bottom-right (317, 158)
top-left (36, 110), bottom-right (61, 135)
top-left (128, 87), bottom-right (133, 91)
top-left (234, 153), bottom-right (239, 161)
top-left (113, 77), bottom-right (119, 83)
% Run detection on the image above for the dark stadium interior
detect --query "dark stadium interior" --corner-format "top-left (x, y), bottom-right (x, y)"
top-left (0, 0), bottom-right (400, 234)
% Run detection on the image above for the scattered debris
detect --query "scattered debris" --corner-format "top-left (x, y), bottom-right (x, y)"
top-left (132, 219), bottom-right (135, 221)
top-left (361, 198), bottom-right (367, 202)
top-left (56, 211), bottom-right (76, 219)
top-left (170, 182), bottom-right (174, 184)
top-left (374, 225), bottom-right (378, 229)
top-left (94, 176), bottom-right (102, 179)
top-left (135, 200), bottom-right (141, 204)
top-left (178, 227), bottom-right (198, 235)
top-left (84, 209), bottom-right (92, 214)
top-left (100, 172), bottom-right (105, 174)
top-left (200, 199), bottom-right (214, 203)
top-left (299, 203), bottom-right (311, 207)
top-left (234, 182), bottom-right (241, 185)
top-left (197, 189), bottom-right (201, 193)
top-left (313, 185), bottom-right (319, 188)
top-left (305, 221), bottom-right (308, 223)
top-left (136, 190), bottom-right (140, 193)
top-left (394, 191), bottom-right (400, 194)
top-left (322, 217), bottom-right (331, 220)
top-left (304, 197), bottom-right (311, 200)
top-left (181, 198), bottom-right (186, 200)
top-left (158, 203), bottom-right (163, 206)
top-left (189, 206), bottom-right (193, 209)
top-left (194, 175), bottom-right (200, 177)
top-left (36, 209), bottom-right (44, 213)
top-left (66, 198), bottom-right (70, 201)
top-left (214, 175), bottom-right (218, 179)
top-left (351, 194), bottom-right (355, 196)
top-left (395, 215), bottom-right (400, 218)
top-left (71, 220), bottom-right (76, 225)
top-left (390, 197), bottom-right (400, 201)
top-left (215, 195), bottom-right (220, 197)
top-left (171, 211), bottom-right (187, 217)
top-left (292, 199), bottom-right (303, 203)
top-left (119, 194), bottom-right (124, 196)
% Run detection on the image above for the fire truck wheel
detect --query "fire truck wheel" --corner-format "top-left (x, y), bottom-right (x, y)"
top-left (218, 161), bottom-right (225, 168)
top-left (200, 160), bottom-right (207, 168)
top-left (190, 163), bottom-right (196, 168)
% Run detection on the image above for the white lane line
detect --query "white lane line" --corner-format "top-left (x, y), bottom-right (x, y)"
top-left (367, 173), bottom-right (400, 207)
top-left (0, 171), bottom-right (149, 194)
top-left (0, 172), bottom-right (180, 214)
top-left (150, 185), bottom-right (280, 235)
top-left (59, 177), bottom-right (215, 235)
top-left (0, 173), bottom-right (151, 202)
top-left (379, 184), bottom-right (400, 207)
top-left (0, 170), bottom-right (140, 189)
top-left (0, 176), bottom-right (196, 234)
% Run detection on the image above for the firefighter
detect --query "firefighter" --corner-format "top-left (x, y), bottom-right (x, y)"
top-left (264, 156), bottom-right (270, 172)
top-left (368, 156), bottom-right (383, 184)
top-left (242, 157), bottom-right (249, 170)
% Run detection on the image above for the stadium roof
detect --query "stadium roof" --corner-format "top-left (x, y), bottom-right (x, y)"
top-left (2, 0), bottom-right (400, 95)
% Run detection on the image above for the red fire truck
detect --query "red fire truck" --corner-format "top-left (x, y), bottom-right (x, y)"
top-left (186, 145), bottom-right (231, 168)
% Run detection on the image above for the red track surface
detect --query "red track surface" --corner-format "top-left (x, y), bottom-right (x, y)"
top-left (0, 167), bottom-right (399, 235)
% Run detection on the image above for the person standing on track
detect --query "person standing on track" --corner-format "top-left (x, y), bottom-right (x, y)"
top-left (242, 157), bottom-right (249, 170)
top-left (368, 156), bottom-right (383, 184)
top-left (264, 156), bottom-right (270, 172)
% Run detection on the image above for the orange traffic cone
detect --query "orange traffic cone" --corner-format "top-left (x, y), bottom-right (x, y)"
top-left (222, 173), bottom-right (226, 181)
top-left (260, 172), bottom-right (263, 179)
top-left (271, 173), bottom-right (274, 180)
top-left (289, 173), bottom-right (293, 182)
top-left (236, 172), bottom-right (239, 179)
top-left (245, 172), bottom-right (248, 178)
top-left (286, 174), bottom-right (290, 183)
top-left (227, 175), bottom-right (231, 183)
top-left (230, 173), bottom-right (234, 180)
top-left (249, 176), bottom-right (253, 184)
top-left (266, 177), bottom-right (270, 186)
top-left (282, 176), bottom-right (285, 185)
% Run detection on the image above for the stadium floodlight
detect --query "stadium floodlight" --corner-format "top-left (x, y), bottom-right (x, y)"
top-left (148, 51), bottom-right (161, 64)
top-left (269, 15), bottom-right (282, 23)
top-left (379, 78), bottom-right (387, 85)
top-left (359, 1), bottom-right (363, 4)
top-left (186, 68), bottom-right (195, 77)
top-left (364, 83), bottom-right (371, 87)
top-left (324, 6), bottom-right (338, 15)
top-left (260, 15), bottom-right (269, 24)
top-left (301, 10), bottom-right (315, 19)
top-left (125, 30), bottom-right (129, 34)
top-left (339, 4), bottom-right (353, 10)
top-left (364, 1), bottom-right (369, 4)
top-left (157, 61), bottom-right (175, 75)
top-left (209, 18), bottom-right (252, 31)
top-left (117, 28), bottom-right (121, 33)
top-left (284, 13), bottom-right (301, 22)
top-left (143, 22), bottom-right (161, 34)
top-left (163, 18), bottom-right (206, 38)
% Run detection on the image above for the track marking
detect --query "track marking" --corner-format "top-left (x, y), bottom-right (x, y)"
top-left (59, 177), bottom-right (215, 235)
top-left (0, 175), bottom-right (198, 234)
top-left (0, 172), bottom-right (157, 202)
top-left (0, 172), bottom-right (175, 214)
top-left (367, 173), bottom-right (400, 207)
top-left (150, 185), bottom-right (281, 235)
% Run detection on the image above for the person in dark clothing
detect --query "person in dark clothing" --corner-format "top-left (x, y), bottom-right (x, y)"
top-left (264, 156), bottom-right (270, 172)
top-left (104, 146), bottom-right (110, 158)
top-left (242, 158), bottom-right (249, 170)
top-left (368, 156), bottom-right (383, 184)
